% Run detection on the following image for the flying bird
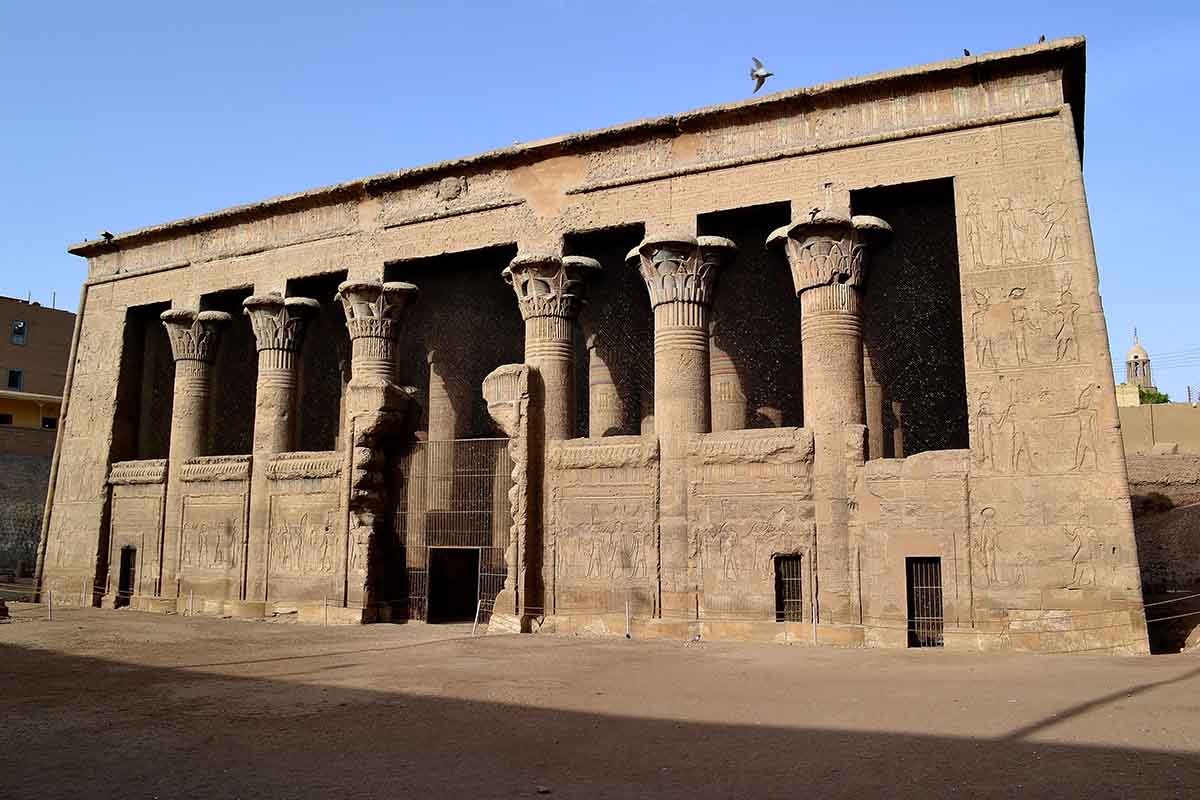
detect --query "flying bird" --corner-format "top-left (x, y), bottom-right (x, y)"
top-left (963, 48), bottom-right (971, 56)
top-left (750, 57), bottom-right (773, 94)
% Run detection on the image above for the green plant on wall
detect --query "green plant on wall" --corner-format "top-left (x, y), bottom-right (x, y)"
top-left (1139, 387), bottom-right (1170, 404)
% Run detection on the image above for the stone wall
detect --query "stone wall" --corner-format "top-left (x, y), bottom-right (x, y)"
top-left (1120, 403), bottom-right (1200, 456)
top-left (0, 453), bottom-right (51, 569)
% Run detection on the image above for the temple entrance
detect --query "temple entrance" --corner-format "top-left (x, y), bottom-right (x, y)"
top-left (393, 438), bottom-right (512, 623)
top-left (116, 546), bottom-right (136, 608)
top-left (427, 548), bottom-right (481, 623)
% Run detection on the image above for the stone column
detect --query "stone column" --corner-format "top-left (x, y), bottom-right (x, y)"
top-left (586, 335), bottom-right (623, 437)
top-left (336, 280), bottom-right (420, 620)
top-left (863, 342), bottom-right (886, 459)
top-left (769, 211), bottom-right (890, 625)
top-left (503, 252), bottom-right (599, 615)
top-left (239, 293), bottom-right (319, 611)
top-left (709, 318), bottom-right (747, 432)
top-left (503, 253), bottom-right (599, 439)
top-left (631, 233), bottom-right (737, 617)
top-left (425, 349), bottom-right (463, 511)
top-left (157, 309), bottom-right (231, 604)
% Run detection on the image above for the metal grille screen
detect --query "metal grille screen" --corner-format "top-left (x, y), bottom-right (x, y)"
top-left (393, 438), bottom-right (512, 622)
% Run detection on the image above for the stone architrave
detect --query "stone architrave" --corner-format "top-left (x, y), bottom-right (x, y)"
top-left (482, 363), bottom-right (531, 628)
top-left (239, 293), bottom-right (320, 611)
top-left (157, 308), bottom-right (231, 605)
top-left (630, 233), bottom-right (737, 617)
top-left (336, 280), bottom-right (420, 620)
top-left (769, 210), bottom-right (890, 624)
top-left (503, 252), bottom-right (598, 615)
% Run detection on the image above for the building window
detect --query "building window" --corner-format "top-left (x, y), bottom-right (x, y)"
top-left (0, 414), bottom-right (12, 425)
top-left (10, 320), bottom-right (27, 345)
top-left (42, 417), bottom-right (57, 430)
top-left (6, 369), bottom-right (22, 390)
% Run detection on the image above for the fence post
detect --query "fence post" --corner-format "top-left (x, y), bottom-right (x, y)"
top-left (471, 598), bottom-right (482, 636)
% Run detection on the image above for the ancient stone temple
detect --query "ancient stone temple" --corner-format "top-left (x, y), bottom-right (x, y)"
top-left (36, 38), bottom-right (1148, 652)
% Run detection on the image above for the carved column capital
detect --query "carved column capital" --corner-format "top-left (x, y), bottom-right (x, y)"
top-left (242, 293), bottom-right (320, 354)
top-left (160, 308), bottom-right (232, 363)
top-left (631, 233), bottom-right (737, 309)
top-left (767, 211), bottom-right (891, 297)
top-left (336, 280), bottom-right (419, 342)
top-left (503, 252), bottom-right (599, 320)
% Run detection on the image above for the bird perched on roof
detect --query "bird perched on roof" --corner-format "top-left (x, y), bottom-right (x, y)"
top-left (750, 57), bottom-right (773, 94)
top-left (1039, 35), bottom-right (1046, 43)
top-left (963, 48), bottom-right (971, 56)
top-left (100, 231), bottom-right (113, 242)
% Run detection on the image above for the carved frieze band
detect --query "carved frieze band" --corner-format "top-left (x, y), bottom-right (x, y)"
top-left (688, 427), bottom-right (815, 464)
top-left (180, 455), bottom-right (252, 483)
top-left (265, 451), bottom-right (343, 481)
top-left (108, 459), bottom-right (169, 485)
top-left (546, 436), bottom-right (660, 470)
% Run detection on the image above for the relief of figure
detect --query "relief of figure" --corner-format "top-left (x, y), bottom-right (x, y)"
top-left (1007, 288), bottom-right (1040, 366)
top-left (348, 521), bottom-right (370, 572)
top-left (973, 390), bottom-right (999, 470)
top-left (996, 197), bottom-right (1027, 265)
top-left (631, 532), bottom-right (648, 579)
top-left (1066, 384), bottom-right (1099, 472)
top-left (1036, 182), bottom-right (1071, 262)
top-left (1013, 551), bottom-right (1032, 586)
top-left (586, 536), bottom-right (605, 579)
top-left (720, 528), bottom-right (738, 580)
top-left (963, 193), bottom-right (990, 268)
top-left (1052, 278), bottom-right (1080, 363)
top-left (1064, 516), bottom-right (1098, 588)
top-left (971, 289), bottom-right (997, 368)
top-left (976, 507), bottom-right (999, 585)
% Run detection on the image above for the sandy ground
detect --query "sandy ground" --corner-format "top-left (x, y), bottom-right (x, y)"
top-left (2, 605), bottom-right (1199, 799)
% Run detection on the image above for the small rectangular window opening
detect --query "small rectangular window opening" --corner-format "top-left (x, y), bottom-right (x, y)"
top-left (10, 320), bottom-right (27, 345)
top-left (774, 554), bottom-right (803, 622)
top-left (41, 417), bottom-right (57, 430)
top-left (906, 556), bottom-right (944, 648)
top-left (5, 369), bottom-right (21, 390)
top-left (0, 414), bottom-right (12, 425)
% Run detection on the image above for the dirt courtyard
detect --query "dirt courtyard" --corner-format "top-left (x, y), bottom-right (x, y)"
top-left (2, 605), bottom-right (1198, 799)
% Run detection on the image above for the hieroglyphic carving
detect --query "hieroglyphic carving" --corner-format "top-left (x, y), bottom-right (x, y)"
top-left (962, 176), bottom-right (1076, 270)
top-left (268, 502), bottom-right (338, 576)
top-left (968, 276), bottom-right (1080, 370)
top-left (180, 498), bottom-right (243, 572)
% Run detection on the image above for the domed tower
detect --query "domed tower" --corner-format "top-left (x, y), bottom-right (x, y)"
top-left (1125, 330), bottom-right (1154, 389)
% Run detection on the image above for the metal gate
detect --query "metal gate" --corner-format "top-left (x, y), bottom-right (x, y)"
top-left (394, 438), bottom-right (512, 623)
top-left (906, 556), bottom-right (944, 648)
top-left (774, 554), bottom-right (803, 622)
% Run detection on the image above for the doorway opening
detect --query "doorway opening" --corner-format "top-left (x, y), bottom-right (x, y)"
top-left (774, 554), bottom-right (804, 622)
top-left (117, 546), bottom-right (137, 608)
top-left (426, 547), bottom-right (481, 623)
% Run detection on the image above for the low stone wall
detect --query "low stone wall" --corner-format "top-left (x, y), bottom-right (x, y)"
top-left (1120, 404), bottom-right (1200, 456)
top-left (1127, 454), bottom-right (1200, 593)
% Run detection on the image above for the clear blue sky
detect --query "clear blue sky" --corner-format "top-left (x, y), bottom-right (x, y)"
top-left (1, 1), bottom-right (1197, 397)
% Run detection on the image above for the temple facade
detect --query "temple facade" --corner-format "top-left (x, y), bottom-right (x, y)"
top-left (36, 38), bottom-right (1148, 652)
